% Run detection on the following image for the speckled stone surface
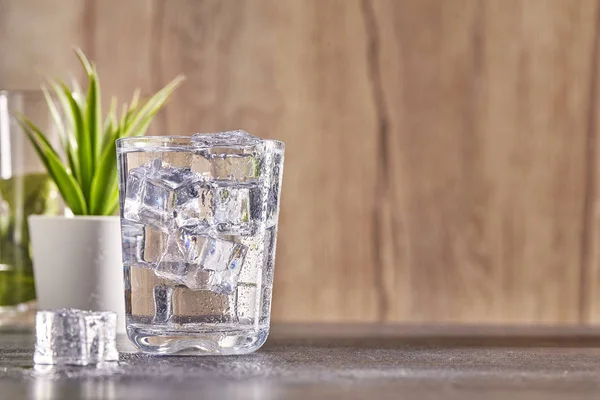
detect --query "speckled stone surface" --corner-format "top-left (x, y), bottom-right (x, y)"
top-left (2, 324), bottom-right (600, 399)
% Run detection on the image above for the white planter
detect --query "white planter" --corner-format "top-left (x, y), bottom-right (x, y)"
top-left (28, 215), bottom-right (125, 333)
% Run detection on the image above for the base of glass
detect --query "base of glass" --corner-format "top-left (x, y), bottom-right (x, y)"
top-left (0, 300), bottom-right (36, 330)
top-left (127, 323), bottom-right (269, 355)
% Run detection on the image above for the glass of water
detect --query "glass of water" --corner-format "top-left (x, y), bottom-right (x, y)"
top-left (116, 131), bottom-right (284, 355)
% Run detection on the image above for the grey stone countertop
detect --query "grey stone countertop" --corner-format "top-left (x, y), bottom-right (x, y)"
top-left (1, 324), bottom-right (600, 399)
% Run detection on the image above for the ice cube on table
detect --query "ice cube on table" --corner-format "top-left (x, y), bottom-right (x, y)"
top-left (33, 309), bottom-right (118, 366)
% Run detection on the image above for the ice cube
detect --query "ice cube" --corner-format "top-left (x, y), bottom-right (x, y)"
top-left (124, 159), bottom-right (201, 230)
top-left (140, 179), bottom-right (173, 222)
top-left (236, 283), bottom-right (258, 323)
top-left (213, 154), bottom-right (260, 182)
top-left (177, 231), bottom-right (248, 294)
top-left (154, 234), bottom-right (189, 285)
top-left (121, 221), bottom-right (143, 266)
top-left (237, 225), bottom-right (276, 284)
top-left (196, 235), bottom-right (247, 273)
top-left (33, 309), bottom-right (118, 366)
top-left (184, 266), bottom-right (237, 294)
top-left (121, 221), bottom-right (167, 267)
top-left (171, 287), bottom-right (237, 324)
top-left (265, 148), bottom-right (284, 226)
top-left (192, 153), bottom-right (261, 182)
top-left (191, 131), bottom-right (262, 183)
top-left (173, 182), bottom-right (213, 234)
top-left (184, 268), bottom-right (212, 292)
top-left (153, 285), bottom-right (174, 324)
top-left (123, 167), bottom-right (147, 221)
top-left (191, 130), bottom-right (260, 147)
top-left (205, 269), bottom-right (238, 295)
top-left (213, 183), bottom-right (261, 235)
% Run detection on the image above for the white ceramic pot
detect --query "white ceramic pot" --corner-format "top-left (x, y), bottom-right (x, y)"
top-left (28, 215), bottom-right (125, 333)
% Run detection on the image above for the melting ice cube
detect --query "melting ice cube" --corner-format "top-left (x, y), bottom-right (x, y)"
top-left (33, 309), bottom-right (118, 366)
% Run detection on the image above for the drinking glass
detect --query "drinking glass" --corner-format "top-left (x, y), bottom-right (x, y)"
top-left (0, 90), bottom-right (61, 326)
top-left (117, 131), bottom-right (284, 354)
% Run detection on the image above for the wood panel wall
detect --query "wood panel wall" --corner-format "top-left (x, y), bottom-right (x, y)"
top-left (2, 0), bottom-right (600, 324)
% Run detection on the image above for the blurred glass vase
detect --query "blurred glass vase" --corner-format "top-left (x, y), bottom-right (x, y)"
top-left (0, 90), bottom-right (61, 327)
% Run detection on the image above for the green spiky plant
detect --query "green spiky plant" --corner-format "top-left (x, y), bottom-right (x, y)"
top-left (17, 49), bottom-right (183, 215)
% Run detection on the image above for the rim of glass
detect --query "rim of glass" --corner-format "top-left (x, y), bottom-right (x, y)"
top-left (117, 135), bottom-right (285, 149)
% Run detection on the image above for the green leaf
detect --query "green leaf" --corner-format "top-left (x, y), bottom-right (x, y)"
top-left (122, 75), bottom-right (184, 137)
top-left (104, 188), bottom-right (120, 216)
top-left (102, 97), bottom-right (117, 151)
top-left (18, 117), bottom-right (87, 215)
top-left (21, 50), bottom-right (183, 216)
top-left (77, 50), bottom-right (102, 167)
top-left (127, 112), bottom-right (155, 138)
top-left (71, 77), bottom-right (84, 106)
top-left (57, 80), bottom-right (92, 203)
top-left (85, 70), bottom-right (101, 167)
top-left (89, 131), bottom-right (118, 215)
top-left (120, 103), bottom-right (129, 134)
top-left (46, 80), bottom-right (79, 147)
top-left (41, 86), bottom-right (66, 143)
top-left (94, 172), bottom-right (119, 216)
top-left (130, 88), bottom-right (141, 110)
top-left (41, 86), bottom-right (79, 180)
top-left (74, 48), bottom-right (93, 74)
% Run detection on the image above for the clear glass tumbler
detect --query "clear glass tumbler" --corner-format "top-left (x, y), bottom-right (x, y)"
top-left (0, 90), bottom-right (61, 327)
top-left (117, 131), bottom-right (284, 355)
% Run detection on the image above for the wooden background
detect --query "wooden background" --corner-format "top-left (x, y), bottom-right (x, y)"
top-left (2, 0), bottom-right (600, 324)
